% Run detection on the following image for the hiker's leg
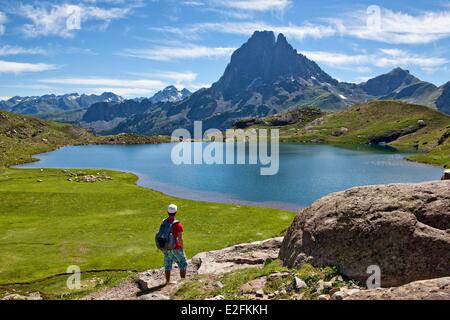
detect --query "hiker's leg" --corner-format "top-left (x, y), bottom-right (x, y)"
top-left (165, 270), bottom-right (171, 283)
top-left (174, 249), bottom-right (188, 279)
top-left (164, 251), bottom-right (173, 284)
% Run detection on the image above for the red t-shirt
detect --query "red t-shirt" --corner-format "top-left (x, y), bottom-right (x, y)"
top-left (166, 217), bottom-right (184, 249)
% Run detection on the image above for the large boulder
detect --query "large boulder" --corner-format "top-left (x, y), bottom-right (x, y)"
top-left (279, 181), bottom-right (450, 287)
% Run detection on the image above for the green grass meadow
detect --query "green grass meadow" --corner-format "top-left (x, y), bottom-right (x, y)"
top-left (0, 168), bottom-right (294, 298)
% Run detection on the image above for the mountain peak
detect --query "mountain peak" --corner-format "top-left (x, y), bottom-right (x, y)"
top-left (362, 67), bottom-right (420, 96)
top-left (248, 30), bottom-right (276, 45)
top-left (150, 85), bottom-right (191, 104)
top-left (276, 33), bottom-right (289, 45)
top-left (214, 30), bottom-right (337, 98)
top-left (390, 67), bottom-right (410, 75)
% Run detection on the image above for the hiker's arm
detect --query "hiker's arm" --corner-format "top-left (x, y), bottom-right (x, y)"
top-left (178, 232), bottom-right (184, 248)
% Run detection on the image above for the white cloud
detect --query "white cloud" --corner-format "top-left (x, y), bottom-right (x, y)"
top-left (329, 7), bottom-right (450, 44)
top-left (0, 60), bottom-right (57, 74)
top-left (152, 21), bottom-right (336, 41)
top-left (119, 45), bottom-right (236, 61)
top-left (17, 3), bottom-right (130, 38)
top-left (37, 72), bottom-right (208, 97)
top-left (301, 49), bottom-right (448, 71)
top-left (212, 0), bottom-right (292, 12)
top-left (181, 0), bottom-right (292, 11)
top-left (40, 77), bottom-right (165, 89)
top-left (39, 77), bottom-right (169, 97)
top-left (0, 45), bottom-right (47, 56)
top-left (131, 71), bottom-right (198, 83)
top-left (0, 12), bottom-right (6, 35)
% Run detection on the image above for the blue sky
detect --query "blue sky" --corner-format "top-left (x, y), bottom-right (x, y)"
top-left (1, 0), bottom-right (450, 100)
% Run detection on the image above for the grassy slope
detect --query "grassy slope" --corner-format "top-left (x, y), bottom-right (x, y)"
top-left (0, 111), bottom-right (95, 167)
top-left (0, 110), bottom-right (170, 168)
top-left (249, 101), bottom-right (450, 167)
top-left (0, 168), bottom-right (294, 298)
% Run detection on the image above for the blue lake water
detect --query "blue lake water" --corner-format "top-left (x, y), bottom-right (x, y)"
top-left (19, 143), bottom-right (443, 211)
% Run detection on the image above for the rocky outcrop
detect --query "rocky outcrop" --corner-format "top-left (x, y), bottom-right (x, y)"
top-left (279, 181), bottom-right (450, 287)
top-left (191, 237), bottom-right (282, 275)
top-left (83, 238), bottom-right (282, 300)
top-left (369, 120), bottom-right (427, 144)
top-left (344, 277), bottom-right (450, 300)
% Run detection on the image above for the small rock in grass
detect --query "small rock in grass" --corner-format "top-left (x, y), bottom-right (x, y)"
top-left (255, 290), bottom-right (264, 298)
top-left (318, 294), bottom-right (330, 300)
top-left (139, 293), bottom-right (170, 300)
top-left (206, 295), bottom-right (225, 300)
top-left (294, 277), bottom-right (307, 290)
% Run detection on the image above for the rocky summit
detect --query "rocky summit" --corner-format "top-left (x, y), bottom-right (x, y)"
top-left (279, 181), bottom-right (450, 287)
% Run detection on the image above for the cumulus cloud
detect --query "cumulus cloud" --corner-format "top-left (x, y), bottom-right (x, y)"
top-left (0, 60), bottom-right (57, 74)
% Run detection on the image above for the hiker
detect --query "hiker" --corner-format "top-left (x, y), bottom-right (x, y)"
top-left (155, 204), bottom-right (188, 285)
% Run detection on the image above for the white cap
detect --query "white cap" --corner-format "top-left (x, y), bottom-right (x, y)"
top-left (168, 204), bottom-right (178, 214)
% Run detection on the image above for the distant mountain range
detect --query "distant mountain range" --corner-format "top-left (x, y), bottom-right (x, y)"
top-left (0, 86), bottom-right (192, 125)
top-left (1, 31), bottom-right (449, 135)
top-left (0, 92), bottom-right (124, 117)
top-left (80, 31), bottom-right (449, 135)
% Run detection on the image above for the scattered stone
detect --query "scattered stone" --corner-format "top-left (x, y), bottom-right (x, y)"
top-left (442, 169), bottom-right (450, 181)
top-left (240, 277), bottom-right (267, 293)
top-left (255, 289), bottom-right (264, 298)
top-left (2, 292), bottom-right (42, 300)
top-left (331, 291), bottom-right (346, 300)
top-left (318, 294), bottom-right (330, 300)
top-left (37, 179), bottom-right (43, 183)
top-left (214, 281), bottom-right (225, 289)
top-left (206, 295), bottom-right (225, 300)
top-left (64, 170), bottom-right (113, 183)
top-left (42, 138), bottom-right (48, 144)
top-left (138, 293), bottom-right (170, 300)
top-left (268, 272), bottom-right (290, 279)
top-left (417, 120), bottom-right (426, 126)
top-left (331, 127), bottom-right (349, 136)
